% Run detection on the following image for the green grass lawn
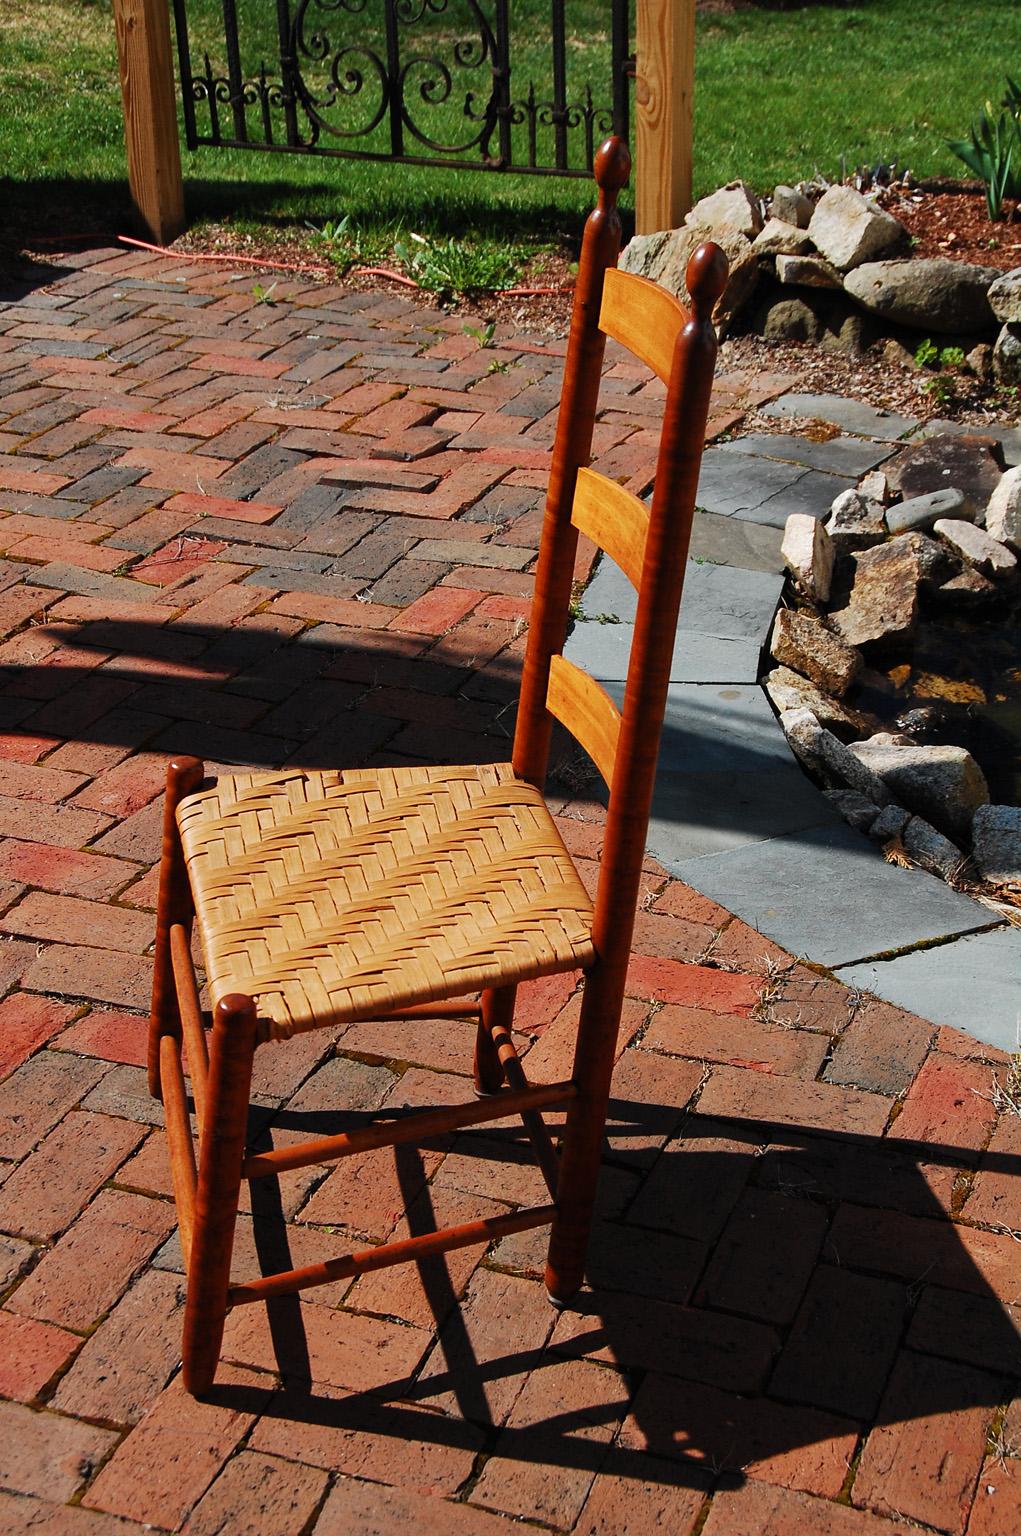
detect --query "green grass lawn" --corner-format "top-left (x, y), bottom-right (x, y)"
top-left (2, 0), bottom-right (1020, 270)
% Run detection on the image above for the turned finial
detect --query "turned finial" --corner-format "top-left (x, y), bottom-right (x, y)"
top-left (593, 136), bottom-right (632, 204)
top-left (685, 242), bottom-right (729, 324)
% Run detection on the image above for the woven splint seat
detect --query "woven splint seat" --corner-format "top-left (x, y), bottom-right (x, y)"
top-left (177, 762), bottom-right (595, 1040)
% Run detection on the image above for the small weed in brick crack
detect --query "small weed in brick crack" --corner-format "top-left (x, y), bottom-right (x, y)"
top-left (988, 1050), bottom-right (1021, 1119)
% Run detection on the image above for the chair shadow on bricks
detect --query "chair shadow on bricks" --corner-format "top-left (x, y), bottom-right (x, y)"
top-left (2, 617), bottom-right (827, 852)
top-left (188, 1084), bottom-right (1021, 1531)
top-left (3, 622), bottom-right (1019, 1529)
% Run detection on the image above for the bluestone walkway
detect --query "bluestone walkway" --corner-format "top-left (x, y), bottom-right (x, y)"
top-left (567, 393), bottom-right (1020, 1052)
top-left (0, 246), bottom-right (1018, 1536)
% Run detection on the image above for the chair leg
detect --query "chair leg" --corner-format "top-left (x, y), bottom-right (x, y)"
top-left (148, 757), bottom-right (204, 1100)
top-left (181, 993), bottom-right (257, 1397)
top-left (473, 986), bottom-right (513, 1096)
top-left (544, 979), bottom-right (620, 1306)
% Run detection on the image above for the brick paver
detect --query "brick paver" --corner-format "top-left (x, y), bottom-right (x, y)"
top-left (0, 245), bottom-right (1017, 1533)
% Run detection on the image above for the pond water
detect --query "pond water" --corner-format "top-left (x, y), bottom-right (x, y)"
top-left (852, 595), bottom-right (1021, 807)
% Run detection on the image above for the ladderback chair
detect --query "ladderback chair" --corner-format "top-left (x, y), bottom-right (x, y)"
top-left (149, 136), bottom-right (728, 1396)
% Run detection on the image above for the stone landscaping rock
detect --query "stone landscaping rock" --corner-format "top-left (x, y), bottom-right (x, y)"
top-left (935, 568), bottom-right (998, 608)
top-left (825, 489), bottom-right (886, 553)
top-left (780, 705), bottom-right (825, 753)
top-left (817, 732), bottom-right (896, 807)
top-left (781, 513), bottom-right (834, 602)
top-left (885, 487), bottom-right (973, 535)
top-left (868, 730), bottom-right (916, 748)
top-left (882, 337), bottom-right (920, 371)
top-left (971, 805), bottom-right (1021, 885)
top-left (884, 530), bottom-right (955, 588)
top-left (618, 229), bottom-right (672, 277)
top-left (830, 539), bottom-right (920, 649)
top-left (869, 804), bottom-right (912, 843)
top-left (676, 228), bottom-right (759, 334)
top-left (620, 223), bottom-right (759, 334)
top-left (857, 470), bottom-right (891, 505)
top-left (932, 517), bottom-right (1017, 577)
top-left (993, 323), bottom-right (1021, 385)
top-left (770, 608), bottom-right (862, 696)
top-left (771, 184), bottom-right (814, 228)
top-left (823, 788), bottom-right (881, 833)
top-left (686, 181), bottom-right (763, 241)
top-left (847, 739), bottom-right (989, 840)
top-left (985, 466), bottom-right (1021, 550)
top-left (819, 308), bottom-right (875, 357)
top-left (764, 663), bottom-right (865, 734)
top-left (764, 666), bottom-right (870, 738)
top-left (752, 218), bottom-right (814, 258)
top-left (903, 817), bottom-right (964, 880)
top-left (807, 185), bottom-right (906, 272)
top-left (758, 295), bottom-right (824, 344)
top-left (988, 267), bottom-right (1021, 323)
top-left (843, 259), bottom-right (999, 333)
top-left (782, 708), bottom-right (893, 805)
top-left (776, 254), bottom-right (843, 289)
top-left (883, 434), bottom-right (1005, 516)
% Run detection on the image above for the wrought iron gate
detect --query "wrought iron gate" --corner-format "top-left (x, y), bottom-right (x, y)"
top-left (170, 0), bottom-right (632, 176)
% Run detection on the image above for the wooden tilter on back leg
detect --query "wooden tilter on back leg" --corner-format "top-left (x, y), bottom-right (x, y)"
top-left (148, 134), bottom-right (728, 1395)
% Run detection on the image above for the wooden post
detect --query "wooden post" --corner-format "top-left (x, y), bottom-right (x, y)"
top-left (112, 0), bottom-right (186, 243)
top-left (635, 0), bottom-right (695, 234)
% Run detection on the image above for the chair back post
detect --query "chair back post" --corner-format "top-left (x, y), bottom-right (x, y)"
top-left (545, 243), bottom-right (727, 1300)
top-left (512, 135), bottom-right (631, 789)
top-left (592, 242), bottom-right (728, 982)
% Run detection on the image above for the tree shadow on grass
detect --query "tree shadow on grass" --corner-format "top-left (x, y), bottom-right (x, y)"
top-left (0, 172), bottom-right (612, 274)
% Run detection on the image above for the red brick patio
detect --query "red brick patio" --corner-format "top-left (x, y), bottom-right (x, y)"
top-left (0, 244), bottom-right (1018, 1535)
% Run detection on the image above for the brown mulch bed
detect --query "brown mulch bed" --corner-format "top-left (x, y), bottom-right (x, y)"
top-left (722, 332), bottom-right (1009, 430)
top-left (886, 185), bottom-right (1021, 271)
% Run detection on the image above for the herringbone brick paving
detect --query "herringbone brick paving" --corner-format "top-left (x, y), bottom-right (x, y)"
top-left (0, 245), bottom-right (1018, 1534)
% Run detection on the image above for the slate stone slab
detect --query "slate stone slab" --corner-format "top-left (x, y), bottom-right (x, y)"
top-left (574, 554), bottom-right (633, 621)
top-left (738, 467), bottom-right (857, 529)
top-left (649, 761), bottom-right (837, 863)
top-left (642, 685), bottom-right (837, 861)
top-left (669, 822), bottom-right (993, 969)
top-left (695, 447), bottom-right (854, 527)
top-left (724, 432), bottom-right (895, 477)
top-left (689, 510), bottom-right (784, 573)
top-left (570, 399), bottom-right (1010, 1049)
top-left (659, 684), bottom-right (796, 765)
top-left (565, 620), bottom-right (762, 684)
top-left (678, 563), bottom-right (784, 638)
top-left (762, 392), bottom-right (919, 441)
top-left (695, 449), bottom-right (805, 518)
top-left (836, 927), bottom-right (1019, 1052)
top-left (580, 556), bottom-right (782, 640)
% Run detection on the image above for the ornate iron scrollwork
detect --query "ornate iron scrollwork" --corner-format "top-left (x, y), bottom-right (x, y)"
top-left (170, 0), bottom-right (628, 176)
top-left (289, 0), bottom-right (500, 158)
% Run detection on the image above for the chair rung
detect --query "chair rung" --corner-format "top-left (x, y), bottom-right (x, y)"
top-left (170, 923), bottom-right (208, 1128)
top-left (372, 1001), bottom-right (482, 1020)
top-left (227, 1203), bottom-right (558, 1305)
top-left (241, 1079), bottom-right (578, 1179)
top-left (478, 998), bottom-right (561, 1198)
top-left (160, 1034), bottom-right (196, 1267)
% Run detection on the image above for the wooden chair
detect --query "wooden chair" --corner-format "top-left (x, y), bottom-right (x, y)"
top-left (149, 136), bottom-right (728, 1396)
